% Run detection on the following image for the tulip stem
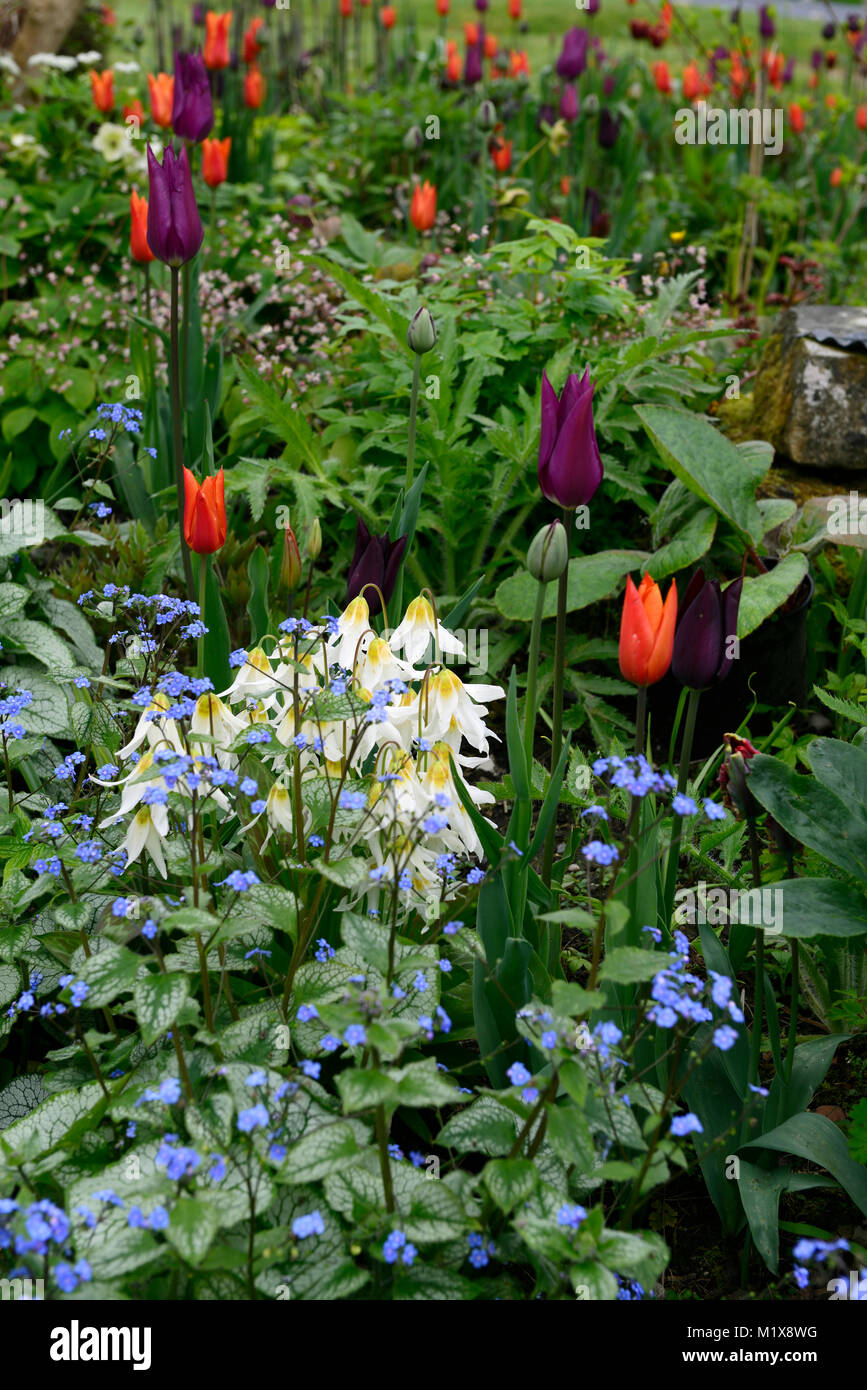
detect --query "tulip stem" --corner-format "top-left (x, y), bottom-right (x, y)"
top-left (170, 266), bottom-right (195, 600)
top-left (662, 686), bottom-right (701, 921)
top-left (405, 355), bottom-right (421, 493)
top-left (541, 505), bottom-right (574, 885)
top-left (523, 579), bottom-right (546, 776)
top-left (634, 685), bottom-right (647, 757)
top-left (197, 555), bottom-right (208, 679)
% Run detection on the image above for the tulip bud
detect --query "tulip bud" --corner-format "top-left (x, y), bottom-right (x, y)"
top-left (526, 521), bottom-right (568, 582)
top-left (403, 125), bottom-right (423, 151)
top-left (476, 98), bottom-right (497, 130)
top-left (719, 734), bottom-right (758, 817)
top-left (406, 306), bottom-right (437, 354)
top-left (281, 526), bottom-right (302, 591)
top-left (307, 517), bottom-right (322, 561)
top-left (133, 25), bottom-right (145, 45)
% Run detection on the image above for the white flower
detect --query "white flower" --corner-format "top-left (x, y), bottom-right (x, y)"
top-left (10, 133), bottom-right (35, 147)
top-left (189, 693), bottom-right (243, 767)
top-left (114, 60), bottom-right (141, 74)
top-left (419, 669), bottom-right (504, 753)
top-left (75, 50), bottom-right (103, 64)
top-left (28, 53), bottom-right (78, 71)
top-left (121, 803), bottom-right (169, 877)
top-left (388, 595), bottom-right (465, 666)
top-left (417, 742), bottom-right (495, 859)
top-left (221, 646), bottom-right (282, 702)
top-left (116, 692), bottom-right (183, 761)
top-left (328, 596), bottom-right (374, 672)
top-left (353, 636), bottom-right (417, 693)
top-left (0, 54), bottom-right (21, 76)
top-left (92, 123), bottom-right (128, 162)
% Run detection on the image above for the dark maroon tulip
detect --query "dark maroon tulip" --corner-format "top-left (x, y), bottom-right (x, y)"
top-left (821, 21), bottom-right (836, 39)
top-left (192, 3), bottom-right (205, 23)
top-left (560, 83), bottom-right (579, 121)
top-left (537, 102), bottom-right (557, 129)
top-left (538, 369), bottom-right (604, 510)
top-left (671, 569), bottom-right (743, 691)
top-left (598, 108), bottom-right (620, 148)
top-left (171, 50), bottom-right (214, 142)
top-left (146, 143), bottom-right (204, 267)
top-left (556, 27), bottom-right (588, 80)
top-left (464, 40), bottom-right (483, 85)
top-left (759, 4), bottom-right (774, 39)
top-left (346, 519), bottom-right (408, 615)
top-left (474, 0), bottom-right (489, 9)
top-left (782, 57), bottom-right (794, 82)
top-left (602, 74), bottom-right (615, 96)
top-left (729, 6), bottom-right (741, 23)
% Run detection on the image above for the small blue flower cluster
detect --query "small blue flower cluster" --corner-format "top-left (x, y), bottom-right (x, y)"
top-left (467, 1232), bottom-right (496, 1268)
top-left (0, 1198), bottom-right (92, 1293)
top-left (235, 1070), bottom-right (299, 1163)
top-left (383, 1229), bottom-right (418, 1266)
top-left (792, 1236), bottom-right (850, 1289)
top-left (647, 932), bottom-right (744, 1050)
top-left (0, 684), bottom-right (33, 741)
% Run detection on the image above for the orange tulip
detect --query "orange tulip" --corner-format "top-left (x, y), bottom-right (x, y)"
top-left (825, 92), bottom-right (837, 109)
top-left (464, 21), bottom-right (479, 45)
top-left (484, 33), bottom-right (498, 59)
top-left (830, 167), bottom-right (843, 187)
top-left (123, 97), bottom-right (144, 125)
top-left (490, 136), bottom-right (513, 173)
top-left (764, 50), bottom-right (784, 88)
top-left (243, 15), bottom-right (264, 62)
top-left (619, 574), bottom-right (678, 687)
top-left (147, 71), bottom-right (174, 128)
top-left (410, 180), bottom-right (437, 232)
top-left (730, 50), bottom-right (747, 99)
top-left (508, 0), bottom-right (522, 18)
top-left (445, 50), bottom-right (461, 81)
top-left (101, 4), bottom-right (116, 25)
top-left (202, 136), bottom-right (231, 187)
top-left (560, 175), bottom-right (571, 196)
top-left (681, 61), bottom-right (703, 102)
top-left (436, 0), bottom-right (450, 15)
top-left (380, 5), bottom-right (396, 28)
top-left (243, 63), bottom-right (265, 108)
top-left (808, 71), bottom-right (818, 90)
top-left (788, 102), bottom-right (804, 134)
top-left (510, 49), bottom-right (529, 77)
top-left (183, 467), bottom-right (227, 555)
top-left (129, 191), bottom-right (154, 264)
top-left (204, 11), bottom-right (232, 70)
top-left (89, 69), bottom-right (114, 113)
top-left (857, 104), bottom-right (867, 131)
top-left (340, 0), bottom-right (353, 14)
top-left (652, 60), bottom-right (671, 93)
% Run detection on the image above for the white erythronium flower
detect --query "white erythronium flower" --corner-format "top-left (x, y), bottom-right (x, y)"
top-left (189, 693), bottom-right (243, 767)
top-left (419, 668), bottom-right (505, 753)
top-left (221, 646), bottom-right (282, 702)
top-left (75, 50), bottom-right (103, 63)
top-left (113, 60), bottom-right (141, 73)
top-left (0, 54), bottom-right (22, 75)
top-left (120, 803), bottom-right (169, 877)
top-left (417, 742), bottom-right (495, 860)
top-left (92, 123), bottom-right (128, 162)
top-left (389, 594), bottom-right (466, 666)
top-left (353, 636), bottom-right (417, 693)
top-left (327, 595), bottom-right (373, 672)
top-left (116, 691), bottom-right (182, 760)
top-left (28, 53), bottom-right (78, 71)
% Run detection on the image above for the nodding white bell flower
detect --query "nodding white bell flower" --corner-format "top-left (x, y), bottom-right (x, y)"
top-left (327, 595), bottom-right (374, 672)
top-left (116, 691), bottom-right (184, 761)
top-left (100, 750), bottom-right (167, 828)
top-left (388, 594), bottom-right (466, 666)
top-left (368, 749), bottom-right (425, 822)
top-left (418, 669), bottom-right (504, 753)
top-left (244, 782), bottom-right (312, 850)
top-left (353, 636), bottom-right (418, 692)
top-left (417, 741), bottom-right (495, 860)
top-left (362, 830), bottom-right (443, 897)
top-left (189, 693), bottom-right (243, 767)
top-left (221, 645), bottom-right (281, 702)
top-left (271, 649), bottom-right (320, 700)
top-left (120, 802), bottom-right (169, 878)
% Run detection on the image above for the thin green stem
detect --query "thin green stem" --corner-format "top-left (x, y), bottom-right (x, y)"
top-left (197, 555), bottom-right (208, 678)
top-left (170, 266), bottom-right (195, 599)
top-left (405, 355), bottom-right (421, 493)
top-left (541, 506), bottom-right (574, 884)
top-left (523, 580), bottom-right (546, 774)
top-left (662, 686), bottom-right (701, 916)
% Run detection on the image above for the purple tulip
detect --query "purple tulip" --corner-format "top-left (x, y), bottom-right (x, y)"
top-left (598, 108), bottom-right (620, 149)
top-left (538, 369), bottom-right (604, 510)
top-left (560, 83), bottom-right (579, 122)
top-left (464, 40), bottom-right (483, 85)
top-left (171, 50), bottom-right (214, 143)
top-left (821, 21), bottom-right (836, 40)
top-left (537, 102), bottom-right (557, 130)
top-left (587, 0), bottom-right (600, 13)
top-left (556, 27), bottom-right (589, 81)
top-left (810, 47), bottom-right (823, 69)
top-left (146, 143), bottom-right (204, 267)
top-left (759, 5), bottom-right (775, 40)
top-left (192, 4), bottom-right (205, 26)
top-left (346, 520), bottom-right (408, 615)
top-left (847, 14), bottom-right (862, 32)
top-left (671, 570), bottom-right (743, 690)
top-left (782, 57), bottom-right (794, 82)
top-left (474, 0), bottom-right (489, 9)
top-left (602, 74), bottom-right (615, 97)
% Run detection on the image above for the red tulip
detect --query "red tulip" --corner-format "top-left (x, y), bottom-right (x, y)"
top-left (243, 16), bottom-right (264, 62)
top-left (508, 0), bottom-right (522, 18)
top-left (380, 5), bottom-right (397, 27)
top-left (183, 467), bottom-right (227, 554)
top-left (147, 71), bottom-right (175, 128)
top-left (410, 181), bottom-right (437, 232)
top-left (244, 63), bottom-right (265, 108)
top-left (202, 136), bottom-right (231, 187)
top-left (653, 60), bottom-right (671, 93)
top-left (435, 0), bottom-right (450, 15)
top-left (856, 103), bottom-right (867, 131)
top-left (123, 98), bottom-right (145, 125)
top-left (130, 191), bottom-right (155, 264)
top-left (490, 136), bottom-right (513, 172)
top-left (90, 69), bottom-right (115, 113)
top-left (618, 574), bottom-right (678, 687)
top-left (204, 11), bottom-right (232, 70)
top-left (788, 101), bottom-right (805, 133)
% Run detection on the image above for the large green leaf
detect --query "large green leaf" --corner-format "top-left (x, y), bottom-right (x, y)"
top-left (808, 737), bottom-right (867, 814)
top-left (133, 973), bottom-right (190, 1045)
top-left (737, 1160), bottom-right (834, 1273)
top-left (740, 878), bottom-right (867, 939)
top-left (495, 549), bottom-right (649, 622)
top-left (77, 943), bottom-right (143, 1007)
top-left (167, 1196), bottom-right (219, 1267)
top-left (645, 507), bottom-right (716, 580)
top-left (742, 1111), bottom-right (867, 1217)
top-left (737, 554), bottom-right (809, 639)
top-left (747, 753), bottom-right (867, 882)
top-left (636, 404), bottom-right (764, 544)
top-left (280, 1122), bottom-right (363, 1183)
